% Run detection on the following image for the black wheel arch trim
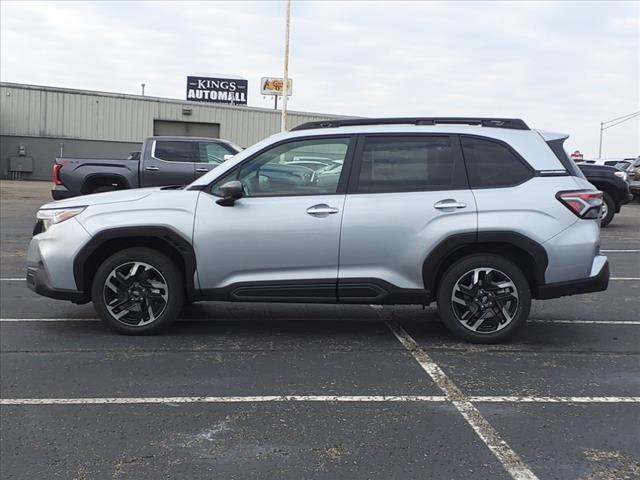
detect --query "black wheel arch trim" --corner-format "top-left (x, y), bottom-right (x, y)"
top-left (422, 231), bottom-right (549, 300)
top-left (81, 173), bottom-right (132, 194)
top-left (73, 226), bottom-right (198, 303)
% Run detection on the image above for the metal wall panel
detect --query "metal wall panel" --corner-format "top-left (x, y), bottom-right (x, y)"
top-left (1, 83), bottom-right (350, 148)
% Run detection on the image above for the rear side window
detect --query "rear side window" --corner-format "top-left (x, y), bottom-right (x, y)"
top-left (461, 136), bottom-right (532, 188)
top-left (357, 136), bottom-right (456, 193)
top-left (199, 142), bottom-right (234, 164)
top-left (153, 141), bottom-right (194, 162)
top-left (546, 138), bottom-right (585, 179)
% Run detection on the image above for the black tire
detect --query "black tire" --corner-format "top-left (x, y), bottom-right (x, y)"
top-left (436, 254), bottom-right (531, 344)
top-left (599, 192), bottom-right (615, 227)
top-left (91, 247), bottom-right (184, 335)
top-left (91, 185), bottom-right (117, 194)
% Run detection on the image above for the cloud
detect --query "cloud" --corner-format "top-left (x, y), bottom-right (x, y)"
top-left (1, 0), bottom-right (638, 157)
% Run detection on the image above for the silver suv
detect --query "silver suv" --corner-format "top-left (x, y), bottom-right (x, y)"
top-left (27, 117), bottom-right (610, 343)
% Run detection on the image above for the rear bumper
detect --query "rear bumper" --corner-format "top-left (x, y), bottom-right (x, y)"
top-left (536, 256), bottom-right (609, 300)
top-left (26, 266), bottom-right (87, 303)
top-left (51, 185), bottom-right (74, 200)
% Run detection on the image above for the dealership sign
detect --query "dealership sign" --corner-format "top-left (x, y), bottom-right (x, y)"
top-left (261, 77), bottom-right (293, 96)
top-left (186, 75), bottom-right (248, 105)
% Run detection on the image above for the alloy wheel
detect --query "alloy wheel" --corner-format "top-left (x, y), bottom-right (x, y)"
top-left (450, 267), bottom-right (519, 333)
top-left (103, 261), bottom-right (169, 326)
top-left (599, 201), bottom-right (608, 220)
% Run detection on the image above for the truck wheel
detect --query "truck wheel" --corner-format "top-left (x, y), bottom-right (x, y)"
top-left (91, 247), bottom-right (184, 335)
top-left (91, 185), bottom-right (117, 194)
top-left (436, 254), bottom-right (531, 344)
top-left (599, 192), bottom-right (615, 227)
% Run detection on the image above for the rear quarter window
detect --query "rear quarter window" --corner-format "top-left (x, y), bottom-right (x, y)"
top-left (461, 136), bottom-right (533, 188)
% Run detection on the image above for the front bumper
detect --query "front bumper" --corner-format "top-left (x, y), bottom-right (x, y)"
top-left (26, 265), bottom-right (87, 303)
top-left (536, 256), bottom-right (609, 300)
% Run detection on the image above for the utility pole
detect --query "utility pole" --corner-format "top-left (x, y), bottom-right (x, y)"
top-left (281, 0), bottom-right (291, 132)
top-left (598, 111), bottom-right (639, 158)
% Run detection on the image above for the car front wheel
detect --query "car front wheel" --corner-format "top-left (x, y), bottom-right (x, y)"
top-left (92, 247), bottom-right (184, 334)
top-left (436, 254), bottom-right (531, 343)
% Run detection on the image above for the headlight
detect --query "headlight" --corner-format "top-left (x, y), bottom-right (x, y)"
top-left (36, 207), bottom-right (86, 230)
top-left (613, 171), bottom-right (628, 182)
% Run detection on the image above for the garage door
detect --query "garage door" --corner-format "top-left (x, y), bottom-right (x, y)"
top-left (153, 120), bottom-right (220, 138)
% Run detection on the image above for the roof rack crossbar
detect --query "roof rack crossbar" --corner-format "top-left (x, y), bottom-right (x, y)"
top-left (291, 117), bottom-right (530, 131)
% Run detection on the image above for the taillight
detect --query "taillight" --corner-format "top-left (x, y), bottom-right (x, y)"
top-left (556, 190), bottom-right (603, 219)
top-left (52, 163), bottom-right (62, 185)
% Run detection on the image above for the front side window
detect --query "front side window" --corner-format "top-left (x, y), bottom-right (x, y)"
top-left (212, 138), bottom-right (350, 197)
top-left (461, 137), bottom-right (532, 188)
top-left (356, 136), bottom-right (456, 193)
top-left (199, 142), bottom-right (235, 164)
top-left (153, 141), bottom-right (194, 163)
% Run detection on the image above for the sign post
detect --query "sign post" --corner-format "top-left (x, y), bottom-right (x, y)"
top-left (261, 77), bottom-right (292, 111)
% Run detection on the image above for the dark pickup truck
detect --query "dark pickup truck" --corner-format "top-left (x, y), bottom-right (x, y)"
top-left (52, 136), bottom-right (241, 199)
top-left (577, 162), bottom-right (633, 227)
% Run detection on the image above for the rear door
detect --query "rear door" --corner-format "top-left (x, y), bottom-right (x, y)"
top-left (338, 134), bottom-right (477, 300)
top-left (140, 140), bottom-right (197, 187)
top-left (193, 141), bottom-right (238, 179)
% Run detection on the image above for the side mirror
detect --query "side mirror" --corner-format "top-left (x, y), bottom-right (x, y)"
top-left (216, 180), bottom-right (243, 206)
top-left (223, 154), bottom-right (234, 162)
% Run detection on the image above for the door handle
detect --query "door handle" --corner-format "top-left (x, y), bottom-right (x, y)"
top-left (145, 166), bottom-right (160, 171)
top-left (195, 168), bottom-right (209, 172)
top-left (306, 204), bottom-right (339, 216)
top-left (434, 199), bottom-right (467, 210)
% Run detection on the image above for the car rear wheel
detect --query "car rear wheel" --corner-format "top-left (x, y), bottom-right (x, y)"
top-left (436, 254), bottom-right (531, 343)
top-left (599, 192), bottom-right (615, 227)
top-left (92, 247), bottom-right (183, 334)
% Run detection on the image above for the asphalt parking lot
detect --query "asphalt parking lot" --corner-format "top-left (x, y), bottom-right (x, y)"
top-left (1, 180), bottom-right (638, 480)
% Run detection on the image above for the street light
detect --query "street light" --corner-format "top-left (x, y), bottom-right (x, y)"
top-left (281, 0), bottom-right (291, 132)
top-left (598, 111), bottom-right (639, 158)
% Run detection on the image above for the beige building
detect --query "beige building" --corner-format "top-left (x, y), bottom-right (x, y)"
top-left (0, 82), bottom-right (348, 180)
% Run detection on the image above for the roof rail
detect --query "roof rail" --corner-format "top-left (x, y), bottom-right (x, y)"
top-left (291, 117), bottom-right (530, 131)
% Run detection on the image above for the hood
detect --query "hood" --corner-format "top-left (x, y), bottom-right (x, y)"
top-left (39, 187), bottom-right (159, 209)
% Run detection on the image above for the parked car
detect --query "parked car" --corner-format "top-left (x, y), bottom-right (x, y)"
top-left (576, 163), bottom-right (632, 226)
top-left (28, 117), bottom-right (610, 343)
top-left (51, 136), bottom-right (241, 199)
top-left (624, 157), bottom-right (640, 200)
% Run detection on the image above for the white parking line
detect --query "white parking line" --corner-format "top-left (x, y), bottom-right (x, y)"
top-left (601, 250), bottom-right (640, 253)
top-left (0, 395), bottom-right (448, 405)
top-left (610, 277), bottom-right (640, 280)
top-left (0, 318), bottom-right (100, 322)
top-left (384, 314), bottom-right (538, 480)
top-left (469, 396), bottom-right (640, 403)
top-left (529, 319), bottom-right (640, 325)
top-left (2, 395), bottom-right (638, 406)
top-left (1, 317), bottom-right (639, 325)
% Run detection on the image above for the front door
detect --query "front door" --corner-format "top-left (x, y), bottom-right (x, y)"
top-left (338, 134), bottom-right (477, 299)
top-left (193, 136), bottom-right (355, 302)
top-left (140, 140), bottom-right (197, 187)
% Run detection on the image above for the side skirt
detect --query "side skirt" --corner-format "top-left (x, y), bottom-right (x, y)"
top-left (199, 279), bottom-right (431, 305)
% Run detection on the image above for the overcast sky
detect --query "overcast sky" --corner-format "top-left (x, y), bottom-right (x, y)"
top-left (2, 1), bottom-right (638, 158)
